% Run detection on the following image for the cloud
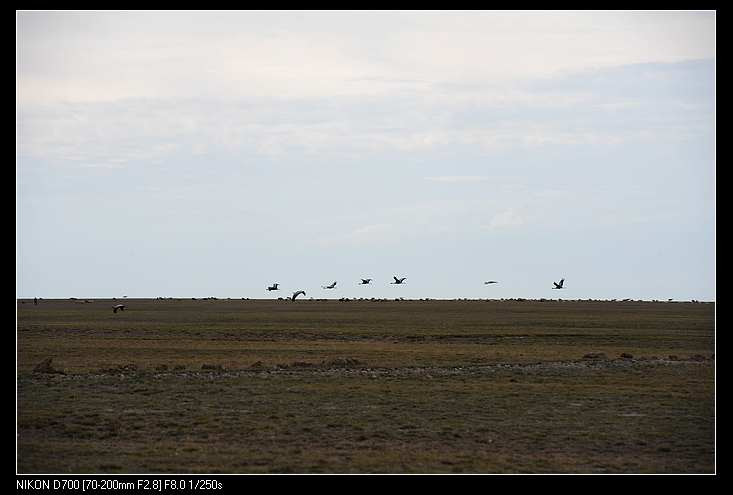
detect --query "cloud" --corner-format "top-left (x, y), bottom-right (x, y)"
top-left (18, 11), bottom-right (715, 104)
top-left (312, 223), bottom-right (397, 248)
top-left (16, 12), bottom-right (716, 301)
top-left (19, 11), bottom-right (714, 168)
top-left (483, 209), bottom-right (526, 231)
top-left (424, 176), bottom-right (490, 183)
top-left (19, 59), bottom-right (712, 171)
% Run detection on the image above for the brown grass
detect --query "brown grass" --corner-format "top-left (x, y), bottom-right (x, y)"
top-left (17, 298), bottom-right (715, 473)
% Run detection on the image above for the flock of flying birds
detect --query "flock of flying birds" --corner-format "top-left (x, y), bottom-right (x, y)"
top-left (266, 277), bottom-right (566, 301)
top-left (104, 278), bottom-right (566, 311)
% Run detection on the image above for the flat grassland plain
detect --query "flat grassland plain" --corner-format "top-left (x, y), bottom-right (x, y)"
top-left (17, 298), bottom-right (715, 474)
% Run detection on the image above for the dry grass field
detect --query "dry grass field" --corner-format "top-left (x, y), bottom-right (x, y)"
top-left (17, 298), bottom-right (715, 473)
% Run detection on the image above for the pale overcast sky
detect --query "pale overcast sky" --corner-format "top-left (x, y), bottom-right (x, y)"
top-left (17, 10), bottom-right (715, 300)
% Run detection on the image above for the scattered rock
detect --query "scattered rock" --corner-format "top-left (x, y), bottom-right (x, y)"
top-left (201, 364), bottom-right (224, 371)
top-left (583, 352), bottom-right (607, 360)
top-left (324, 357), bottom-right (363, 367)
top-left (619, 353), bottom-right (634, 359)
top-left (154, 364), bottom-right (169, 371)
top-left (98, 363), bottom-right (138, 374)
top-left (250, 361), bottom-right (264, 369)
top-left (33, 357), bottom-right (65, 374)
top-left (668, 355), bottom-right (679, 361)
top-left (288, 361), bottom-right (315, 368)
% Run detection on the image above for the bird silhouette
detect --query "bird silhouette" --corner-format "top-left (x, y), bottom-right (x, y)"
top-left (291, 290), bottom-right (306, 301)
top-left (360, 279), bottom-right (372, 285)
top-left (322, 281), bottom-right (337, 289)
top-left (552, 278), bottom-right (565, 289)
top-left (266, 283), bottom-right (279, 291)
top-left (484, 281), bottom-right (499, 284)
top-left (113, 304), bottom-right (126, 313)
top-left (391, 276), bottom-right (407, 284)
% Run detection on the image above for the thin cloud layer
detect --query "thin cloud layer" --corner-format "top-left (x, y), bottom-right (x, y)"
top-left (17, 11), bottom-right (715, 300)
top-left (19, 58), bottom-right (713, 170)
top-left (18, 11), bottom-right (715, 104)
top-left (424, 176), bottom-right (490, 183)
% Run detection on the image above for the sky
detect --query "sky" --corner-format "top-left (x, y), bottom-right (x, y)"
top-left (16, 10), bottom-right (716, 301)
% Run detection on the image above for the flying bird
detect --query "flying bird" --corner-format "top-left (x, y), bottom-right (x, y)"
top-left (291, 290), bottom-right (306, 301)
top-left (113, 304), bottom-right (126, 313)
top-left (391, 276), bottom-right (407, 284)
top-left (553, 278), bottom-right (565, 289)
top-left (322, 281), bottom-right (337, 289)
top-left (360, 279), bottom-right (372, 285)
top-left (484, 281), bottom-right (499, 284)
top-left (266, 283), bottom-right (280, 291)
